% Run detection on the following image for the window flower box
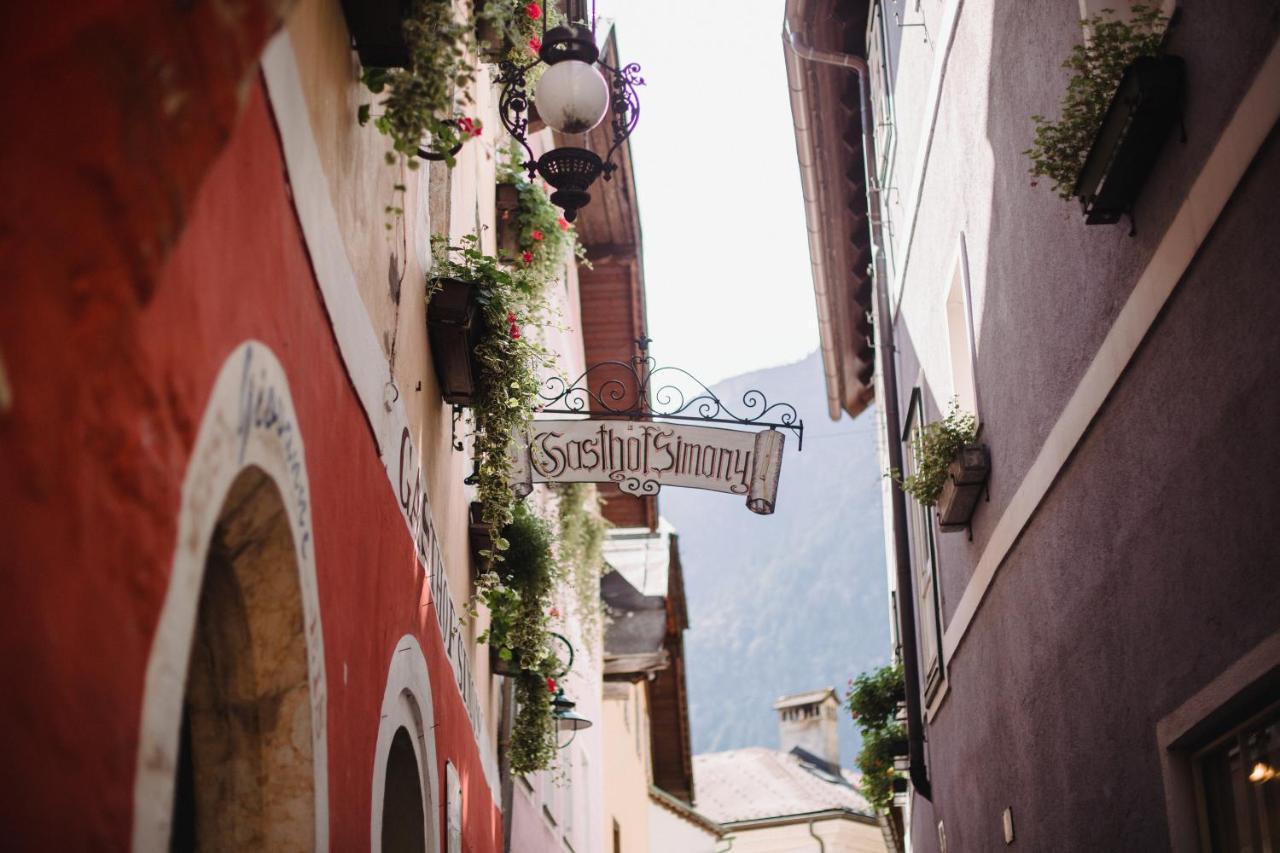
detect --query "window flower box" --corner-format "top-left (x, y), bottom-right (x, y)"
top-left (1072, 55), bottom-right (1185, 228)
top-left (426, 277), bottom-right (484, 406)
top-left (341, 0), bottom-right (410, 69)
top-left (936, 443), bottom-right (990, 532)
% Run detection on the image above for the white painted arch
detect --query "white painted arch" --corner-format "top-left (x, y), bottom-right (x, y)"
top-left (131, 340), bottom-right (329, 852)
top-left (371, 634), bottom-right (443, 852)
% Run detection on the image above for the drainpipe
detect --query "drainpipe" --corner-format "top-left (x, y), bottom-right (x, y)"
top-left (808, 818), bottom-right (827, 852)
top-left (783, 13), bottom-right (932, 802)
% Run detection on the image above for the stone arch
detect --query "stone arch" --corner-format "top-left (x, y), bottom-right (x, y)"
top-left (371, 635), bottom-right (440, 853)
top-left (133, 342), bottom-right (328, 852)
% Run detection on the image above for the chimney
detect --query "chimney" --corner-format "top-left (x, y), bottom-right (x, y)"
top-left (773, 688), bottom-right (840, 768)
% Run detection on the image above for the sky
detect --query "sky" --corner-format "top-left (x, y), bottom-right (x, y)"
top-left (592, 0), bottom-right (820, 385)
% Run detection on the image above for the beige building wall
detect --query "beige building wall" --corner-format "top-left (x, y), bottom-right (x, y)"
top-left (648, 800), bottom-right (719, 853)
top-left (603, 681), bottom-right (652, 852)
top-left (725, 817), bottom-right (885, 853)
top-left (276, 0), bottom-right (588, 756)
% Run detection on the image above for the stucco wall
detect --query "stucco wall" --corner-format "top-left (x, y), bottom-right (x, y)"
top-left (912, 120), bottom-right (1280, 853)
top-left (722, 817), bottom-right (884, 853)
top-left (881, 0), bottom-right (1280, 610)
top-left (0, 78), bottom-right (501, 849)
top-left (864, 0), bottom-right (1280, 849)
top-left (603, 683), bottom-right (653, 853)
top-left (648, 800), bottom-right (719, 853)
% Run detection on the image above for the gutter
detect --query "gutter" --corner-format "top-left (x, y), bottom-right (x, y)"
top-left (722, 807), bottom-right (878, 831)
top-left (782, 1), bottom-right (932, 802)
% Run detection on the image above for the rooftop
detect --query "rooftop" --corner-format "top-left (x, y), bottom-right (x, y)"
top-left (693, 746), bottom-right (873, 825)
top-left (773, 687), bottom-right (838, 709)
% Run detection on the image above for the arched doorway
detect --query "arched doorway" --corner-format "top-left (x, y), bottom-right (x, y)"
top-left (169, 466), bottom-right (316, 851)
top-left (381, 727), bottom-right (427, 853)
top-left (370, 635), bottom-right (440, 852)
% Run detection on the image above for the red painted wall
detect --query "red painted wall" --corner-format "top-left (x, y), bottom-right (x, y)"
top-left (0, 78), bottom-right (500, 851)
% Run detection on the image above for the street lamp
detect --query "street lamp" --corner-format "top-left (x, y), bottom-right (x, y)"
top-left (551, 686), bottom-right (593, 748)
top-left (496, 2), bottom-right (644, 221)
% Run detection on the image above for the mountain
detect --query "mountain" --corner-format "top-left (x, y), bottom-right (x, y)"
top-left (660, 350), bottom-right (891, 765)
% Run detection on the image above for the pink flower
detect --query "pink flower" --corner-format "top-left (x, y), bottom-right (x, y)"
top-left (529, 36), bottom-right (542, 53)
top-left (557, 217), bottom-right (569, 231)
top-left (522, 250), bottom-right (533, 265)
top-left (531, 229), bottom-right (544, 242)
top-left (510, 325), bottom-right (522, 340)
top-left (507, 311), bottom-right (517, 323)
top-left (526, 2), bottom-right (541, 20)
top-left (549, 606), bottom-right (560, 618)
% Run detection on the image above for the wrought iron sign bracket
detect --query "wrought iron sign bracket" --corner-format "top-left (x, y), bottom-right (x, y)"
top-left (536, 356), bottom-right (805, 450)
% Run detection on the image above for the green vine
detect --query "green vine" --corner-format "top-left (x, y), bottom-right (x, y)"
top-left (845, 664), bottom-right (906, 813)
top-left (357, 0), bottom-right (483, 174)
top-left (478, 502), bottom-right (563, 775)
top-left (429, 235), bottom-right (553, 575)
top-left (1025, 5), bottom-right (1167, 199)
top-left (555, 483), bottom-right (609, 647)
top-left (888, 402), bottom-right (977, 507)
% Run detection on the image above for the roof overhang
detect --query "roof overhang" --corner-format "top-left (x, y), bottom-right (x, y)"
top-left (784, 0), bottom-right (877, 421)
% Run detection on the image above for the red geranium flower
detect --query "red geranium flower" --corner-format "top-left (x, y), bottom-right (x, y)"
top-left (507, 311), bottom-right (517, 323)
top-left (529, 36), bottom-right (542, 53)
top-left (526, 2), bottom-right (541, 20)
top-left (522, 250), bottom-right (533, 265)
top-left (546, 677), bottom-right (556, 693)
top-left (549, 606), bottom-right (560, 618)
top-left (557, 217), bottom-right (569, 231)
top-left (531, 229), bottom-right (543, 242)
top-left (510, 325), bottom-right (521, 340)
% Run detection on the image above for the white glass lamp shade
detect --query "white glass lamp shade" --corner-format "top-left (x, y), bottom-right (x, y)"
top-left (533, 60), bottom-right (609, 134)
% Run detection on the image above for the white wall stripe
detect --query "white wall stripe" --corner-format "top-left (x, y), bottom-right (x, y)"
top-left (942, 36), bottom-right (1280, 664)
top-left (259, 32), bottom-right (500, 797)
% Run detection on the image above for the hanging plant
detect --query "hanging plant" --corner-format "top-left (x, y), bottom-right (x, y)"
top-left (477, 501), bottom-right (564, 775)
top-left (429, 235), bottom-right (553, 569)
top-left (554, 482), bottom-right (608, 647)
top-left (1024, 5), bottom-right (1167, 199)
top-left (356, 0), bottom-right (484, 170)
top-left (888, 403), bottom-right (978, 507)
top-left (497, 144), bottom-right (588, 279)
top-left (845, 663), bottom-right (906, 813)
top-left (476, 1), bottom-right (567, 77)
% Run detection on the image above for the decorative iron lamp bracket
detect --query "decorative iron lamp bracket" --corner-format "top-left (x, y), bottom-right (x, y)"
top-left (495, 24), bottom-right (644, 221)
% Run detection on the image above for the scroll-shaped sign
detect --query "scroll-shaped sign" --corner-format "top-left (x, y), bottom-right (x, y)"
top-left (510, 419), bottom-right (785, 514)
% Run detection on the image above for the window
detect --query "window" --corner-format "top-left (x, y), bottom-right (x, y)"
top-left (1193, 700), bottom-right (1280, 851)
top-left (944, 237), bottom-right (979, 419)
top-left (904, 387), bottom-right (945, 702)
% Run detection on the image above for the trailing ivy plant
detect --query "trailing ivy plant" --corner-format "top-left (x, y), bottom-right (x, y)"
top-left (497, 144), bottom-right (588, 280)
top-left (429, 234), bottom-right (553, 572)
top-left (845, 663), bottom-right (906, 813)
top-left (357, 0), bottom-right (483, 173)
top-left (477, 501), bottom-right (564, 774)
top-left (1025, 5), bottom-right (1167, 199)
top-left (554, 482), bottom-right (609, 646)
top-left (888, 402), bottom-right (977, 507)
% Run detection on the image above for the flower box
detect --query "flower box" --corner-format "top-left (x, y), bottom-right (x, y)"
top-left (1073, 55), bottom-right (1185, 228)
top-left (340, 0), bottom-right (410, 69)
top-left (496, 183), bottom-right (521, 260)
top-left (936, 443), bottom-right (990, 532)
top-left (469, 501), bottom-right (492, 566)
top-left (427, 277), bottom-right (485, 406)
top-left (490, 646), bottom-right (526, 677)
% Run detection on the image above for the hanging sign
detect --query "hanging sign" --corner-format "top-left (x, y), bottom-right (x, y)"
top-left (510, 419), bottom-right (785, 514)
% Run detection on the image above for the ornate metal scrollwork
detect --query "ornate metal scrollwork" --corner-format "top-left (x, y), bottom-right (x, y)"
top-left (537, 355), bottom-right (805, 449)
top-left (600, 61), bottom-right (644, 177)
top-left (495, 58), bottom-right (541, 176)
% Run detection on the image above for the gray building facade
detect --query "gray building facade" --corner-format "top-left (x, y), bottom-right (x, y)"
top-left (787, 0), bottom-right (1280, 849)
